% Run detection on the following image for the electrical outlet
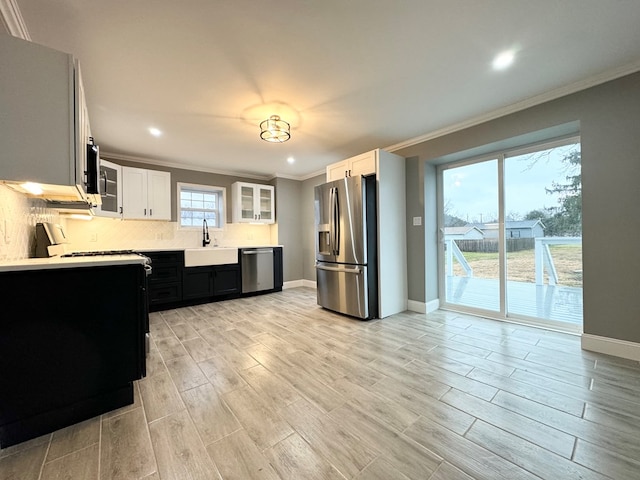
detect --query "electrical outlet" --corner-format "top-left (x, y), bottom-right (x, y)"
top-left (155, 233), bottom-right (163, 240)
top-left (412, 216), bottom-right (422, 226)
top-left (89, 233), bottom-right (98, 242)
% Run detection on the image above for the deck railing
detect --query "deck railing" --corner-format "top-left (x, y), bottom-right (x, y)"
top-left (444, 239), bottom-right (473, 277)
top-left (535, 237), bottom-right (581, 285)
top-left (445, 235), bottom-right (582, 286)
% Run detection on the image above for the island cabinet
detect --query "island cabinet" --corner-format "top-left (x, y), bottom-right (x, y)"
top-left (144, 251), bottom-right (183, 309)
top-left (0, 262), bottom-right (147, 447)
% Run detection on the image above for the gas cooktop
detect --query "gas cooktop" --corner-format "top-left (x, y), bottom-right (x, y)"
top-left (61, 250), bottom-right (136, 257)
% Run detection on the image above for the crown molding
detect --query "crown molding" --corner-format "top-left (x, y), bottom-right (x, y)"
top-left (101, 151), bottom-right (273, 181)
top-left (0, 0), bottom-right (30, 39)
top-left (270, 169), bottom-right (326, 181)
top-left (385, 60), bottom-right (640, 154)
top-left (104, 151), bottom-right (327, 183)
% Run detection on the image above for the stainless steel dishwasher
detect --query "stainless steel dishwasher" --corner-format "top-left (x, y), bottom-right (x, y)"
top-left (241, 248), bottom-right (274, 293)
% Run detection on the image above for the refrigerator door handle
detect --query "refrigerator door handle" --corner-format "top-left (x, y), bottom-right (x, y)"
top-left (332, 187), bottom-right (340, 255)
top-left (315, 264), bottom-right (362, 274)
top-left (329, 187), bottom-right (335, 255)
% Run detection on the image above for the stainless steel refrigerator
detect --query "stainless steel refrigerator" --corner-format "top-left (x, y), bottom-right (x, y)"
top-left (315, 174), bottom-right (378, 319)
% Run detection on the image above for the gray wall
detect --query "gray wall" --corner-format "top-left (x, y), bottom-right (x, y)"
top-left (302, 173), bottom-right (327, 281)
top-left (405, 157), bottom-right (425, 302)
top-left (273, 177), bottom-right (303, 282)
top-left (396, 71), bottom-right (640, 344)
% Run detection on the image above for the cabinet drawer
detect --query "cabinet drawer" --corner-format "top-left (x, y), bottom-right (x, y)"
top-left (148, 283), bottom-right (182, 305)
top-left (144, 251), bottom-right (184, 265)
top-left (148, 265), bottom-right (181, 284)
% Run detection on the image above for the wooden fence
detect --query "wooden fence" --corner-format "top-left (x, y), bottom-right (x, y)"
top-left (455, 238), bottom-right (535, 253)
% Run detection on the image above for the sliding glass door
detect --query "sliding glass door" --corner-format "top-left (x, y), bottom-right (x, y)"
top-left (441, 159), bottom-right (501, 313)
top-left (438, 139), bottom-right (582, 329)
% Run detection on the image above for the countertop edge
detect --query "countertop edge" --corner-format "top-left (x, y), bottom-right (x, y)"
top-left (0, 255), bottom-right (147, 272)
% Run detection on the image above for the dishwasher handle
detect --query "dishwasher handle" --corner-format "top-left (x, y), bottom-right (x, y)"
top-left (242, 248), bottom-right (274, 255)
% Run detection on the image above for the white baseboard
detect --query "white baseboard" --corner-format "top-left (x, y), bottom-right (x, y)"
top-left (581, 334), bottom-right (640, 361)
top-left (407, 300), bottom-right (426, 314)
top-left (283, 279), bottom-right (316, 290)
top-left (426, 299), bottom-right (440, 313)
top-left (407, 299), bottom-right (440, 314)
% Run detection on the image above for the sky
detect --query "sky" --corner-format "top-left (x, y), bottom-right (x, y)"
top-left (443, 143), bottom-right (580, 224)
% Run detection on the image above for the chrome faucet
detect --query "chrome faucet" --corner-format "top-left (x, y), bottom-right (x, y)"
top-left (202, 219), bottom-right (210, 247)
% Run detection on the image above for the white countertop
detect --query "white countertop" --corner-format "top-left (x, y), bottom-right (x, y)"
top-left (0, 254), bottom-right (147, 273)
top-left (137, 245), bottom-right (283, 252)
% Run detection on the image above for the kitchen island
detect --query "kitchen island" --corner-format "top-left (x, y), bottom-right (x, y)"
top-left (0, 254), bottom-right (148, 447)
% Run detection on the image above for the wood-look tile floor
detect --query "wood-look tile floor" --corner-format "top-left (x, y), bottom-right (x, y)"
top-left (2, 287), bottom-right (640, 479)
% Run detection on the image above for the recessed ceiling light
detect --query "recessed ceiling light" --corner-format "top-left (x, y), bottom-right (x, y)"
top-left (492, 50), bottom-right (515, 70)
top-left (287, 157), bottom-right (295, 164)
top-left (148, 127), bottom-right (162, 137)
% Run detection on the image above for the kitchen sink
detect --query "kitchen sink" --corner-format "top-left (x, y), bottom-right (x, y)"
top-left (184, 247), bottom-right (238, 267)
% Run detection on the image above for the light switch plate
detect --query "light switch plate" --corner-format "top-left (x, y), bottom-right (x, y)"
top-left (412, 216), bottom-right (422, 226)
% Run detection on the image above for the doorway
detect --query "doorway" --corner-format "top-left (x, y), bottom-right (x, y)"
top-left (438, 138), bottom-right (582, 330)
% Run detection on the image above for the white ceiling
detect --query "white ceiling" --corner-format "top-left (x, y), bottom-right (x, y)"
top-left (12, 0), bottom-right (640, 179)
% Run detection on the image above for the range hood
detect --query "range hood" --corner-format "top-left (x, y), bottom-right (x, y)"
top-left (1, 181), bottom-right (100, 212)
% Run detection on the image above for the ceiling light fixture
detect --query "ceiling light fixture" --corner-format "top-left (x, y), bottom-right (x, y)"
top-left (492, 50), bottom-right (515, 70)
top-left (148, 127), bottom-right (162, 137)
top-left (260, 115), bottom-right (290, 143)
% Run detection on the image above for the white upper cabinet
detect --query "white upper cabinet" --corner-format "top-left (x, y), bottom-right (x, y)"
top-left (122, 167), bottom-right (171, 220)
top-left (232, 182), bottom-right (275, 224)
top-left (0, 35), bottom-right (94, 201)
top-left (95, 160), bottom-right (122, 218)
top-left (326, 151), bottom-right (376, 181)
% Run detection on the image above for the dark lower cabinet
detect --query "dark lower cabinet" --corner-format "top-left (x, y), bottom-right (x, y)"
top-left (274, 247), bottom-right (283, 289)
top-left (213, 264), bottom-right (241, 296)
top-left (0, 263), bottom-right (147, 448)
top-left (142, 247), bottom-right (282, 310)
top-left (143, 251), bottom-right (183, 310)
top-left (183, 266), bottom-right (214, 300)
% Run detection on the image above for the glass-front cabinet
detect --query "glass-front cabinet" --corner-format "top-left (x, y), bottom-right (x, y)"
top-left (232, 182), bottom-right (275, 224)
top-left (95, 160), bottom-right (122, 218)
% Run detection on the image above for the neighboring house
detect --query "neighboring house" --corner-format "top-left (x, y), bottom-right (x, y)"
top-left (506, 220), bottom-right (545, 238)
top-left (468, 220), bottom-right (545, 239)
top-left (443, 226), bottom-right (484, 239)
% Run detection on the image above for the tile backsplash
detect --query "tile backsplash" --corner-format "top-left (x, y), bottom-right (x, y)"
top-left (1, 184), bottom-right (277, 258)
top-left (0, 184), bottom-right (60, 260)
top-left (64, 216), bottom-right (276, 251)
